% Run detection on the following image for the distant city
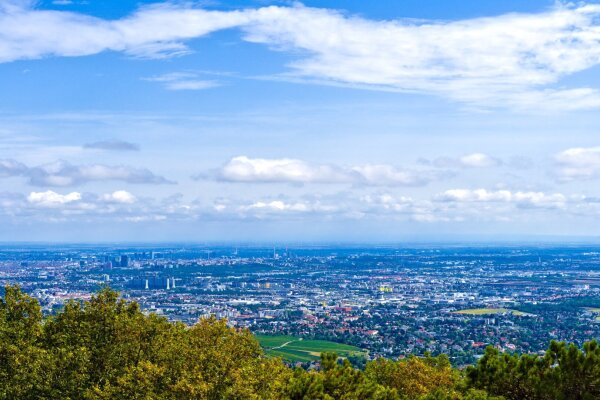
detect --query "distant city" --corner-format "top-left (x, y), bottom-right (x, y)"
top-left (2, 244), bottom-right (600, 367)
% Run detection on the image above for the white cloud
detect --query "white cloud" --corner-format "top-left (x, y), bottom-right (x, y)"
top-left (240, 200), bottom-right (310, 213)
top-left (17, 189), bottom-right (167, 221)
top-left (102, 190), bottom-right (136, 204)
top-left (245, 4), bottom-right (600, 110)
top-left (27, 190), bottom-right (81, 206)
top-left (360, 193), bottom-right (415, 212)
top-left (215, 156), bottom-right (348, 183)
top-left (438, 189), bottom-right (513, 202)
top-left (2, 3), bottom-right (600, 109)
top-left (143, 72), bottom-right (220, 90)
top-left (0, 3), bottom-right (251, 61)
top-left (1, 186), bottom-right (599, 228)
top-left (459, 153), bottom-right (502, 168)
top-left (125, 215), bottom-right (167, 222)
top-left (437, 188), bottom-right (567, 208)
top-left (26, 160), bottom-right (173, 186)
top-left (208, 156), bottom-right (444, 186)
top-left (555, 146), bottom-right (600, 181)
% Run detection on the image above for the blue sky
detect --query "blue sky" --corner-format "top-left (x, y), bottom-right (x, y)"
top-left (2, 0), bottom-right (600, 242)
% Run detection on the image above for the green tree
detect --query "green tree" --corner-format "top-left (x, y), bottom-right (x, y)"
top-left (0, 285), bottom-right (292, 400)
top-left (365, 354), bottom-right (457, 399)
top-left (286, 352), bottom-right (398, 400)
top-left (466, 340), bottom-right (600, 400)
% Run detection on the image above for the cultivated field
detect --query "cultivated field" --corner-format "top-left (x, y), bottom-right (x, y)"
top-left (256, 335), bottom-right (366, 363)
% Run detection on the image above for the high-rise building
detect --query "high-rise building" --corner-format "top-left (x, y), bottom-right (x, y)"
top-left (120, 255), bottom-right (129, 268)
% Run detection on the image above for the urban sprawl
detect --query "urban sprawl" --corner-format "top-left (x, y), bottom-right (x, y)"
top-left (1, 245), bottom-right (600, 367)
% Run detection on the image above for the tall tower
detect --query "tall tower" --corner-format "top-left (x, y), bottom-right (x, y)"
top-left (166, 278), bottom-right (170, 290)
top-left (171, 277), bottom-right (176, 289)
top-left (145, 279), bottom-right (149, 290)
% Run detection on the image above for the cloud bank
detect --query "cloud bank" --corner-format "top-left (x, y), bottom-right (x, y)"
top-left (2, 2), bottom-right (600, 109)
top-left (206, 156), bottom-right (447, 186)
top-left (0, 159), bottom-right (172, 187)
top-left (555, 146), bottom-right (600, 181)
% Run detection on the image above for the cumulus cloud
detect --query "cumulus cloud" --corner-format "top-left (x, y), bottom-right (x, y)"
top-left (27, 190), bottom-right (81, 207)
top-left (26, 190), bottom-right (137, 209)
top-left (212, 156), bottom-right (349, 183)
top-left (241, 200), bottom-right (312, 213)
top-left (0, 188), bottom-right (197, 225)
top-left (83, 139), bottom-right (140, 151)
top-left (437, 189), bottom-right (512, 202)
top-left (16, 189), bottom-right (166, 221)
top-left (143, 72), bottom-right (220, 90)
top-left (101, 190), bottom-right (136, 204)
top-left (125, 215), bottom-right (167, 222)
top-left (1, 186), bottom-right (599, 227)
top-left (2, 3), bottom-right (600, 109)
top-left (210, 194), bottom-right (350, 218)
top-left (459, 153), bottom-right (502, 168)
top-left (205, 156), bottom-right (446, 187)
top-left (437, 188), bottom-right (568, 209)
top-left (361, 194), bottom-right (416, 212)
top-left (555, 146), bottom-right (600, 181)
top-left (245, 200), bottom-right (305, 212)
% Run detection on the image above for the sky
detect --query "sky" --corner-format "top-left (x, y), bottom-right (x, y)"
top-left (2, 0), bottom-right (600, 242)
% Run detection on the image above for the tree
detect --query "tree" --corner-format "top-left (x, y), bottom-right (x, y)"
top-left (466, 340), bottom-right (600, 400)
top-left (365, 354), bottom-right (456, 399)
top-left (286, 352), bottom-right (398, 400)
top-left (0, 285), bottom-right (292, 400)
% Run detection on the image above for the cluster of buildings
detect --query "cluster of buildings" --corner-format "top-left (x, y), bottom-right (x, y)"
top-left (1, 245), bottom-right (600, 366)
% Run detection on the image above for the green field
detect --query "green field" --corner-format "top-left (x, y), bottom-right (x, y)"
top-left (454, 308), bottom-right (528, 316)
top-left (584, 308), bottom-right (600, 320)
top-left (256, 335), bottom-right (366, 363)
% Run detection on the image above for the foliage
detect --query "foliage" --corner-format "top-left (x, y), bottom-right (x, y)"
top-left (365, 354), bottom-right (457, 399)
top-left (466, 340), bottom-right (600, 400)
top-left (0, 286), bottom-right (290, 399)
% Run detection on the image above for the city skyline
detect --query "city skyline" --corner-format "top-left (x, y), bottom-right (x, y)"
top-left (2, 0), bottom-right (600, 241)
